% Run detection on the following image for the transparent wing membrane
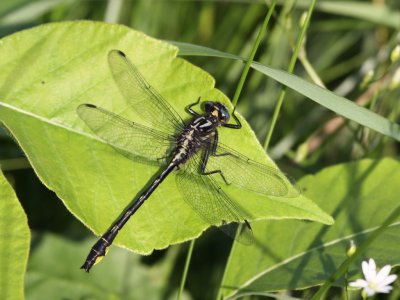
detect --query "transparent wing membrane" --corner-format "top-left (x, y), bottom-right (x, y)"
top-left (176, 153), bottom-right (254, 244)
top-left (207, 143), bottom-right (300, 198)
top-left (77, 104), bottom-right (174, 165)
top-left (108, 50), bottom-right (184, 134)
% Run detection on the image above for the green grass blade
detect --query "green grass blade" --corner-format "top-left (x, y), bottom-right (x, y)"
top-left (264, 0), bottom-right (317, 149)
top-left (176, 43), bottom-right (400, 141)
top-left (314, 1), bottom-right (400, 28)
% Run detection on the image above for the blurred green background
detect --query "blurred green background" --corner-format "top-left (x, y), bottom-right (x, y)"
top-left (1, 0), bottom-right (399, 299)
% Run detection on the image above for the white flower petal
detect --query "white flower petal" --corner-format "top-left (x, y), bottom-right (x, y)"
top-left (368, 258), bottom-right (376, 270)
top-left (379, 274), bottom-right (398, 286)
top-left (352, 259), bottom-right (397, 297)
top-left (362, 260), bottom-right (369, 274)
top-left (376, 285), bottom-right (393, 293)
top-left (363, 259), bottom-right (377, 281)
top-left (362, 261), bottom-right (371, 279)
top-left (349, 279), bottom-right (368, 288)
top-left (364, 286), bottom-right (376, 297)
top-left (376, 265), bottom-right (391, 282)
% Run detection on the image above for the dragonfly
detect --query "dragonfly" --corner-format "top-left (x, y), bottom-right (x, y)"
top-left (77, 49), bottom-right (298, 272)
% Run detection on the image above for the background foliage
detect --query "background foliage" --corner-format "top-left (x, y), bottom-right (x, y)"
top-left (0, 0), bottom-right (399, 299)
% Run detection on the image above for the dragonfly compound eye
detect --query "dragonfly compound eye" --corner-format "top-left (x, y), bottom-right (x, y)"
top-left (218, 104), bottom-right (230, 123)
top-left (204, 101), bottom-right (215, 112)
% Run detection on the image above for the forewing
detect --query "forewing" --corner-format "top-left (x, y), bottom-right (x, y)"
top-left (206, 143), bottom-right (300, 197)
top-left (176, 154), bottom-right (253, 244)
top-left (108, 50), bottom-right (184, 134)
top-left (77, 104), bottom-right (175, 165)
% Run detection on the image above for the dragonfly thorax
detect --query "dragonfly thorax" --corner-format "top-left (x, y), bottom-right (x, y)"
top-left (172, 114), bottom-right (219, 166)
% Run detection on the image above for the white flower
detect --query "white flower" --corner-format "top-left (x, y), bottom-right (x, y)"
top-left (349, 258), bottom-right (398, 297)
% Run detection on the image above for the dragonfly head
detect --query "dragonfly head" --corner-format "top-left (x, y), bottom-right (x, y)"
top-left (203, 101), bottom-right (230, 124)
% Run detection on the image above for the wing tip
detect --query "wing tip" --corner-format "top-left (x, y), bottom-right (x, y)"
top-left (84, 103), bottom-right (97, 108)
top-left (115, 49), bottom-right (126, 57)
top-left (77, 103), bottom-right (97, 115)
top-left (77, 103), bottom-right (97, 109)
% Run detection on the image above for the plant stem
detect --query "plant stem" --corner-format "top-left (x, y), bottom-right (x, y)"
top-left (216, 3), bottom-right (277, 300)
top-left (231, 0), bottom-right (276, 107)
top-left (263, 0), bottom-right (317, 150)
top-left (177, 239), bottom-right (195, 300)
top-left (104, 0), bottom-right (124, 23)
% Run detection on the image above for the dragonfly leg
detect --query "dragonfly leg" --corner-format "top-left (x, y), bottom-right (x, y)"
top-left (186, 97), bottom-right (201, 116)
top-left (223, 107), bottom-right (242, 129)
top-left (209, 131), bottom-right (239, 160)
top-left (199, 133), bottom-right (231, 184)
top-left (244, 219), bottom-right (252, 230)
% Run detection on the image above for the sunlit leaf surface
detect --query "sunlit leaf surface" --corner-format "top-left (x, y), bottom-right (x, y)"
top-left (222, 158), bottom-right (400, 298)
top-left (0, 21), bottom-right (332, 255)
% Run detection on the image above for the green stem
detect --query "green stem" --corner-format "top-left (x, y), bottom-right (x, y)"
top-left (263, 0), bottom-right (317, 150)
top-left (216, 3), bottom-right (277, 300)
top-left (177, 239), bottom-right (195, 300)
top-left (104, 0), bottom-right (124, 23)
top-left (311, 204), bottom-right (400, 300)
top-left (298, 46), bottom-right (325, 88)
top-left (231, 0), bottom-right (276, 107)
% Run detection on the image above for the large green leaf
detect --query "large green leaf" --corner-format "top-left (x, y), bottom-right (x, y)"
top-left (0, 21), bottom-right (331, 257)
top-left (221, 158), bottom-right (400, 299)
top-left (0, 169), bottom-right (30, 300)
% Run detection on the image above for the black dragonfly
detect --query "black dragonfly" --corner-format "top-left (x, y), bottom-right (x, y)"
top-left (77, 50), bottom-right (297, 272)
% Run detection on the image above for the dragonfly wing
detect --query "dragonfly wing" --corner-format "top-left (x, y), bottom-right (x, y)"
top-left (206, 143), bottom-right (300, 197)
top-left (176, 155), bottom-right (253, 244)
top-left (77, 104), bottom-right (175, 165)
top-left (108, 50), bottom-right (184, 135)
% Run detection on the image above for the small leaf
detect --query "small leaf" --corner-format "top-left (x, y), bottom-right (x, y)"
top-left (221, 158), bottom-right (400, 298)
top-left (26, 233), bottom-right (176, 299)
top-left (0, 21), bottom-right (331, 256)
top-left (0, 169), bottom-right (30, 300)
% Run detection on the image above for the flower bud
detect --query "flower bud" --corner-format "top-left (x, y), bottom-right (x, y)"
top-left (390, 45), bottom-right (400, 63)
top-left (347, 240), bottom-right (356, 257)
